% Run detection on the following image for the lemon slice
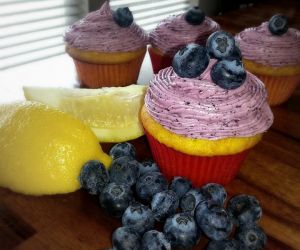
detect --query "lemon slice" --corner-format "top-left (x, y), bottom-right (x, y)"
top-left (23, 85), bottom-right (147, 143)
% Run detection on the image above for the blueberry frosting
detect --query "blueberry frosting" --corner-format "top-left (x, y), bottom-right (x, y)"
top-left (64, 2), bottom-right (148, 52)
top-left (235, 22), bottom-right (300, 67)
top-left (149, 14), bottom-right (219, 57)
top-left (144, 60), bottom-right (273, 140)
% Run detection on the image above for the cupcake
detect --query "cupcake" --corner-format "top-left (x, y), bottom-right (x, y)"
top-left (149, 7), bottom-right (220, 74)
top-left (141, 41), bottom-right (273, 186)
top-left (235, 14), bottom-right (300, 106)
top-left (64, 1), bottom-right (148, 88)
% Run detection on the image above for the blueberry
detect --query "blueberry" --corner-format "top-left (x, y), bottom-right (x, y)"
top-left (170, 177), bottom-right (192, 199)
top-left (207, 239), bottom-right (240, 250)
top-left (202, 183), bottom-right (227, 206)
top-left (112, 226), bottom-right (141, 250)
top-left (185, 7), bottom-right (205, 25)
top-left (109, 142), bottom-right (136, 160)
top-left (138, 159), bottom-right (159, 176)
top-left (172, 43), bottom-right (210, 78)
top-left (142, 230), bottom-right (171, 250)
top-left (211, 59), bottom-right (246, 90)
top-left (112, 7), bottom-right (134, 28)
top-left (206, 31), bottom-right (236, 60)
top-left (236, 224), bottom-right (267, 250)
top-left (122, 202), bottom-right (155, 235)
top-left (99, 182), bottom-right (133, 217)
top-left (163, 213), bottom-right (199, 250)
top-left (180, 188), bottom-right (208, 215)
top-left (136, 172), bottom-right (168, 203)
top-left (225, 45), bottom-right (242, 61)
top-left (227, 194), bottom-right (262, 226)
top-left (195, 200), bottom-right (233, 241)
top-left (268, 14), bottom-right (288, 36)
top-left (108, 156), bottom-right (139, 187)
top-left (151, 190), bottom-right (179, 221)
top-left (79, 160), bottom-right (109, 195)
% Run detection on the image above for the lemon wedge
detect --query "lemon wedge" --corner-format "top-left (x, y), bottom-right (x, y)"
top-left (23, 85), bottom-right (147, 143)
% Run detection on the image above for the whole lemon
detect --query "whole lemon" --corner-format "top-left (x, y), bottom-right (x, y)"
top-left (0, 101), bottom-right (111, 195)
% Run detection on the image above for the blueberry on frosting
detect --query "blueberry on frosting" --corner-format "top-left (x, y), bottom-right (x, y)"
top-left (113, 7), bottom-right (134, 27)
top-left (268, 14), bottom-right (288, 36)
top-left (185, 7), bottom-right (205, 25)
top-left (172, 43), bottom-right (209, 78)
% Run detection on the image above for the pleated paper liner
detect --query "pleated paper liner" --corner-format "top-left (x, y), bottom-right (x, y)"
top-left (255, 74), bottom-right (300, 106)
top-left (73, 52), bottom-right (145, 88)
top-left (145, 130), bottom-right (250, 187)
top-left (148, 46), bottom-right (173, 74)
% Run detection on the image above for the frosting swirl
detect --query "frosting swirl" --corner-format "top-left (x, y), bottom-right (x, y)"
top-left (235, 22), bottom-right (300, 67)
top-left (145, 61), bottom-right (273, 140)
top-left (64, 2), bottom-right (148, 52)
top-left (149, 14), bottom-right (220, 56)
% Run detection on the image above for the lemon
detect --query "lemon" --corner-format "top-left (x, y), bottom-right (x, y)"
top-left (23, 85), bottom-right (147, 143)
top-left (0, 101), bottom-right (111, 195)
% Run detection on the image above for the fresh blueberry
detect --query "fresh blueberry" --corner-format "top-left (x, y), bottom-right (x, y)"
top-left (170, 177), bottom-right (192, 199)
top-left (207, 239), bottom-right (240, 250)
top-left (108, 156), bottom-right (139, 187)
top-left (151, 190), bottom-right (179, 221)
top-left (202, 183), bottom-right (227, 206)
top-left (195, 200), bottom-right (233, 241)
top-left (99, 182), bottom-right (133, 218)
top-left (211, 59), bottom-right (246, 90)
top-left (79, 160), bottom-right (109, 195)
top-left (180, 188), bottom-right (208, 215)
top-left (225, 45), bottom-right (242, 61)
top-left (227, 194), bottom-right (262, 226)
top-left (172, 43), bottom-right (210, 78)
top-left (142, 230), bottom-right (171, 250)
top-left (112, 7), bottom-right (134, 28)
top-left (206, 31), bottom-right (236, 60)
top-left (112, 226), bottom-right (141, 250)
top-left (268, 14), bottom-right (288, 36)
top-left (164, 213), bottom-right (199, 250)
top-left (185, 7), bottom-right (205, 25)
top-left (236, 224), bottom-right (267, 250)
top-left (136, 172), bottom-right (168, 203)
top-left (109, 142), bottom-right (136, 160)
top-left (138, 159), bottom-right (159, 176)
top-left (122, 202), bottom-right (155, 235)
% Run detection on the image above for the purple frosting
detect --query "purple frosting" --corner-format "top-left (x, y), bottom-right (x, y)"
top-left (64, 2), bottom-right (148, 52)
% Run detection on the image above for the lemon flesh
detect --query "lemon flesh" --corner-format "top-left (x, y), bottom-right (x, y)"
top-left (0, 101), bottom-right (111, 195)
top-left (23, 85), bottom-right (147, 143)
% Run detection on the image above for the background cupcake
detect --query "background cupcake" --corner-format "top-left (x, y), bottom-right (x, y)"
top-left (141, 42), bottom-right (273, 186)
top-left (64, 1), bottom-right (148, 88)
top-left (149, 7), bottom-right (219, 74)
top-left (235, 14), bottom-right (300, 106)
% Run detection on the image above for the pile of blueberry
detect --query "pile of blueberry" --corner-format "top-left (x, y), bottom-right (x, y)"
top-left (79, 142), bottom-right (267, 250)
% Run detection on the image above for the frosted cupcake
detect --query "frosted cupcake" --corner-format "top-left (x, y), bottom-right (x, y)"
top-left (149, 7), bottom-right (220, 74)
top-left (235, 14), bottom-right (300, 106)
top-left (64, 1), bottom-right (148, 88)
top-left (141, 42), bottom-right (273, 186)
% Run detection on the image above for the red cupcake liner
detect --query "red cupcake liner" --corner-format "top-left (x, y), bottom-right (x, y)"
top-left (148, 47), bottom-right (173, 74)
top-left (145, 130), bottom-right (250, 186)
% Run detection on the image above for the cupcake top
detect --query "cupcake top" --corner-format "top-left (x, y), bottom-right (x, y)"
top-left (145, 60), bottom-right (273, 140)
top-left (149, 11), bottom-right (220, 57)
top-left (235, 21), bottom-right (300, 67)
top-left (64, 2), bottom-right (148, 52)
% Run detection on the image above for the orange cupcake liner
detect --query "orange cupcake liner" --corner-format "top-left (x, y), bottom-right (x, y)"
top-left (148, 46), bottom-right (173, 74)
top-left (145, 130), bottom-right (250, 187)
top-left (256, 74), bottom-right (300, 106)
top-left (73, 52), bottom-right (145, 88)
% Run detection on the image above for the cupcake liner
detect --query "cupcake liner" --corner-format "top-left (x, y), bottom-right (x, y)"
top-left (73, 52), bottom-right (145, 88)
top-left (145, 130), bottom-right (250, 186)
top-left (255, 74), bottom-right (300, 106)
top-left (148, 46), bottom-right (173, 74)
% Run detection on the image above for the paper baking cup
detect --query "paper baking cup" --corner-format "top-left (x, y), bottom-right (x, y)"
top-left (145, 130), bottom-right (250, 187)
top-left (148, 47), bottom-right (173, 74)
top-left (256, 74), bottom-right (300, 106)
top-left (73, 53), bottom-right (145, 88)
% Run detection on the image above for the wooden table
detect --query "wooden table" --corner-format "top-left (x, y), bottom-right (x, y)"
top-left (1, 1), bottom-right (300, 249)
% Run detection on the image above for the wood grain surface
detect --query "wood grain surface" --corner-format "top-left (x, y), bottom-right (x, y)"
top-left (1, 0), bottom-right (300, 249)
